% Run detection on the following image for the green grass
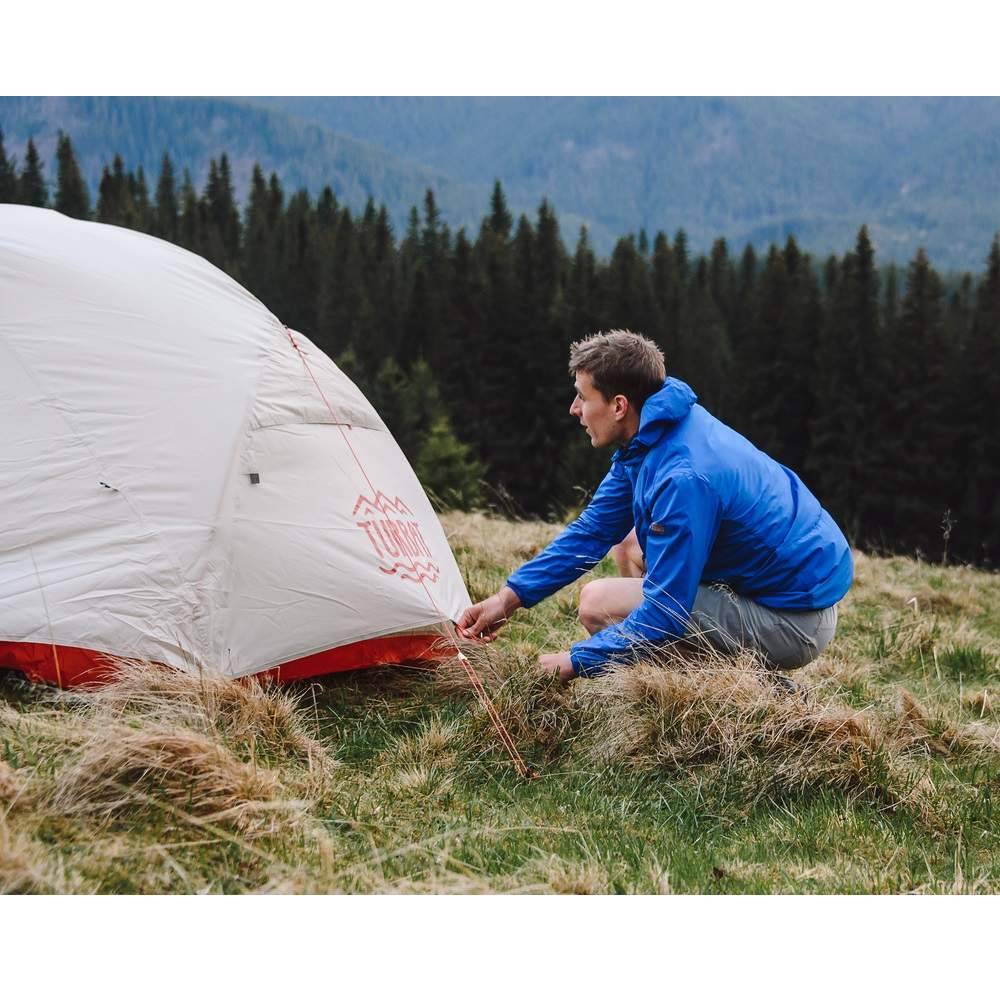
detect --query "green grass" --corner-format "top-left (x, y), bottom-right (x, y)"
top-left (2, 512), bottom-right (1000, 894)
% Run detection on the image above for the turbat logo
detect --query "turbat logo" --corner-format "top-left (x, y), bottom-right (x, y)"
top-left (354, 492), bottom-right (440, 584)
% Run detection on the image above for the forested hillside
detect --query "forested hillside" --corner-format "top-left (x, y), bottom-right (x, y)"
top-left (2, 129), bottom-right (998, 567)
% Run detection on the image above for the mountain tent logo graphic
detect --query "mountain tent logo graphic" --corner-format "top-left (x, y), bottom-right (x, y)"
top-left (353, 492), bottom-right (440, 584)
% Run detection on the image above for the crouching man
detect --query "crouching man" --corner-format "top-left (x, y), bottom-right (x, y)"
top-left (456, 330), bottom-right (852, 681)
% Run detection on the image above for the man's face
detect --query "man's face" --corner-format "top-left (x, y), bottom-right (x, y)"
top-left (570, 371), bottom-right (627, 448)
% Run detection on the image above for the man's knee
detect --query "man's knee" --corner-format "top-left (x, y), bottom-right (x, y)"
top-left (579, 581), bottom-right (612, 635)
top-left (578, 578), bottom-right (643, 636)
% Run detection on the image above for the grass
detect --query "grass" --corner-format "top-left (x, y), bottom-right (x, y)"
top-left (2, 512), bottom-right (1000, 893)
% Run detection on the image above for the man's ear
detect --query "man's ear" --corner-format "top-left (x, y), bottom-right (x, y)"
top-left (614, 394), bottom-right (630, 421)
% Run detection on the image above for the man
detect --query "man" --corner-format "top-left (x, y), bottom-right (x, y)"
top-left (456, 330), bottom-right (852, 681)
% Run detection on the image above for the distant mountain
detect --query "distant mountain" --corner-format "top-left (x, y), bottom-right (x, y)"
top-left (3, 96), bottom-right (1000, 269)
top-left (0, 95), bottom-right (491, 239)
top-left (250, 96), bottom-right (1000, 271)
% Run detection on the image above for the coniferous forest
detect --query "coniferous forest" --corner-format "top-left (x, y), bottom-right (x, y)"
top-left (3, 130), bottom-right (999, 568)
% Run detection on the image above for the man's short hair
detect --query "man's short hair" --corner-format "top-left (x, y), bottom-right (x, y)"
top-left (569, 330), bottom-right (666, 411)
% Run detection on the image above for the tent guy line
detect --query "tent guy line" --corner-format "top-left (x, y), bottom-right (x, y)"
top-left (283, 324), bottom-right (532, 779)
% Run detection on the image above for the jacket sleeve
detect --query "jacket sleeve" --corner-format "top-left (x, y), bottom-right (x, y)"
top-left (570, 471), bottom-right (721, 677)
top-left (506, 464), bottom-right (634, 608)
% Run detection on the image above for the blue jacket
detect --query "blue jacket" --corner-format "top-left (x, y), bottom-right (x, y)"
top-left (506, 378), bottom-right (853, 677)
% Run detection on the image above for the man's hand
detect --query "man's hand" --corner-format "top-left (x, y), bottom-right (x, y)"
top-left (537, 651), bottom-right (576, 682)
top-left (456, 586), bottom-right (522, 643)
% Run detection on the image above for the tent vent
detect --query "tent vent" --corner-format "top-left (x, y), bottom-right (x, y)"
top-left (248, 473), bottom-right (260, 485)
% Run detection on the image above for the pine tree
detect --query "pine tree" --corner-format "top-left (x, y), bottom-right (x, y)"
top-left (675, 257), bottom-right (732, 416)
top-left (131, 166), bottom-right (152, 232)
top-left (364, 203), bottom-right (401, 368)
top-left (883, 263), bottom-right (899, 336)
top-left (316, 186), bottom-right (338, 231)
top-left (242, 164), bottom-right (277, 307)
top-left (0, 130), bottom-right (17, 203)
top-left (736, 238), bottom-right (819, 469)
top-left (317, 206), bottom-right (366, 363)
top-left (957, 236), bottom-right (1000, 564)
top-left (200, 157), bottom-right (241, 274)
top-left (650, 231), bottom-right (681, 363)
top-left (569, 227), bottom-right (599, 340)
top-left (401, 189), bottom-right (446, 367)
top-left (96, 165), bottom-right (116, 223)
top-left (177, 169), bottom-right (202, 253)
top-left (374, 204), bottom-right (393, 261)
top-left (474, 184), bottom-right (524, 505)
top-left (673, 229), bottom-right (690, 284)
top-left (879, 247), bottom-right (956, 556)
top-left (734, 245), bottom-right (786, 453)
top-left (602, 236), bottom-right (659, 341)
top-left (401, 264), bottom-right (433, 366)
top-left (279, 189), bottom-right (319, 334)
top-left (54, 131), bottom-right (90, 219)
top-left (726, 244), bottom-right (758, 431)
top-left (708, 237), bottom-right (735, 325)
top-left (487, 180), bottom-right (513, 240)
top-left (18, 138), bottom-right (47, 207)
top-left (97, 154), bottom-right (131, 226)
top-left (215, 154), bottom-right (241, 264)
top-left (809, 227), bottom-right (882, 542)
top-left (414, 417), bottom-right (484, 509)
top-left (154, 154), bottom-right (178, 242)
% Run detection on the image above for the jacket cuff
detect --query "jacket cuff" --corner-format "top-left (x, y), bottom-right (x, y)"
top-left (504, 578), bottom-right (535, 609)
top-left (569, 641), bottom-right (607, 679)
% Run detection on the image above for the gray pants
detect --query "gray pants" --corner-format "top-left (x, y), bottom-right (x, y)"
top-left (685, 583), bottom-right (838, 671)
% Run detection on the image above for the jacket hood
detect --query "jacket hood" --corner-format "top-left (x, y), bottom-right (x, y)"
top-left (625, 378), bottom-right (697, 453)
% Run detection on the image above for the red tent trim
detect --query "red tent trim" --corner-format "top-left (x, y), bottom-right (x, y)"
top-left (0, 634), bottom-right (449, 689)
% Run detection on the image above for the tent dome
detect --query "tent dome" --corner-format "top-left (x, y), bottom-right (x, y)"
top-left (0, 205), bottom-right (470, 685)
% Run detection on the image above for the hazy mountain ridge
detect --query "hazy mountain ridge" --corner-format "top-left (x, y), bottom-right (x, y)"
top-left (3, 96), bottom-right (1000, 268)
top-left (0, 96), bottom-right (492, 239)
top-left (251, 96), bottom-right (1000, 269)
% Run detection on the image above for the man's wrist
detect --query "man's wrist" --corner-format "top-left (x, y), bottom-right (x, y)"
top-left (498, 585), bottom-right (522, 615)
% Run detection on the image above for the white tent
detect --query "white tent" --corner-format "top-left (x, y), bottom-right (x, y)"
top-left (0, 205), bottom-right (470, 686)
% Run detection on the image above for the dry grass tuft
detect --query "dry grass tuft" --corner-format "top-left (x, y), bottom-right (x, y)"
top-left (894, 689), bottom-right (963, 755)
top-left (385, 716), bottom-right (460, 769)
top-left (72, 659), bottom-right (331, 765)
top-left (895, 689), bottom-right (1000, 755)
top-left (574, 649), bottom-right (934, 814)
top-left (963, 688), bottom-right (998, 717)
top-left (0, 760), bottom-right (26, 805)
top-left (387, 766), bottom-right (455, 798)
top-left (851, 552), bottom-right (991, 619)
top-left (0, 813), bottom-right (82, 893)
top-left (50, 723), bottom-right (305, 839)
top-left (57, 660), bottom-right (340, 812)
top-left (435, 644), bottom-right (577, 761)
top-left (2, 664), bottom-right (341, 849)
top-left (541, 858), bottom-right (613, 894)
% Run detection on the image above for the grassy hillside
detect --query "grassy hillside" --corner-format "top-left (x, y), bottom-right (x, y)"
top-left (2, 512), bottom-right (999, 894)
